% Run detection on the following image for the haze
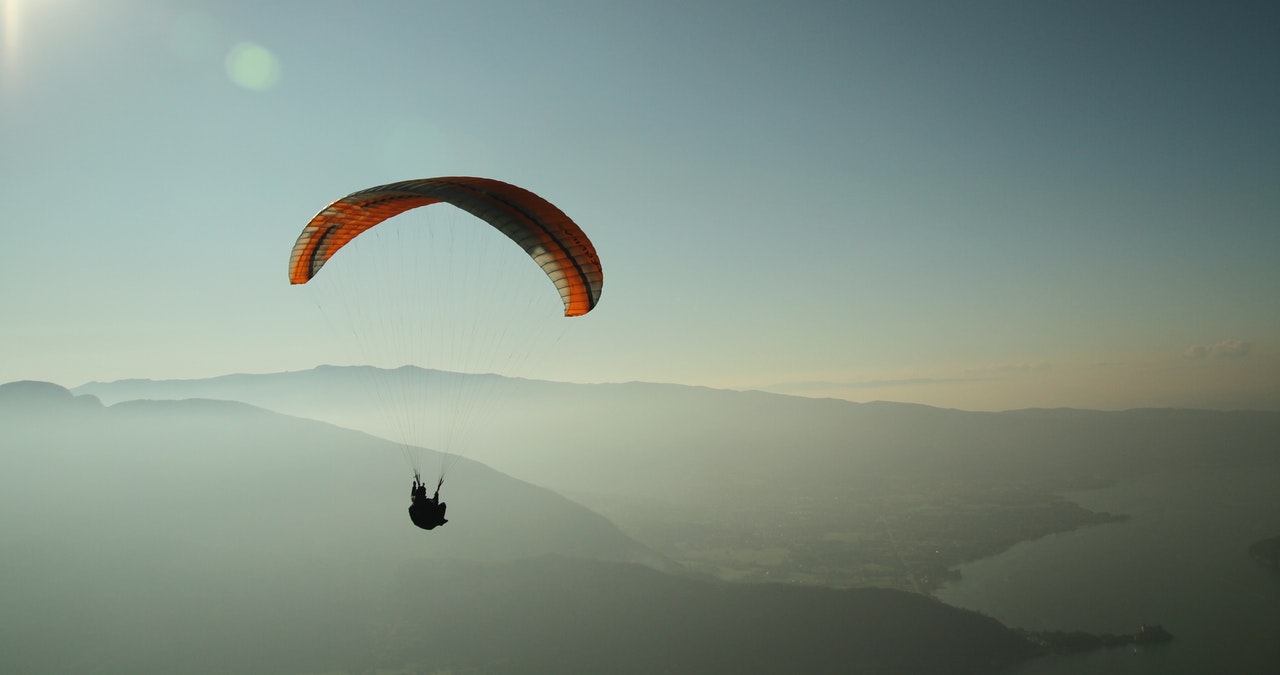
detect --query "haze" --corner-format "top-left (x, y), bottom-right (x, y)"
top-left (3, 2), bottom-right (1280, 673)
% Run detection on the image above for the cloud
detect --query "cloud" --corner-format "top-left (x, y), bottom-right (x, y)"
top-left (961, 361), bottom-right (1050, 376)
top-left (760, 361), bottom-right (1051, 394)
top-left (756, 376), bottom-right (977, 395)
top-left (1184, 340), bottom-right (1253, 359)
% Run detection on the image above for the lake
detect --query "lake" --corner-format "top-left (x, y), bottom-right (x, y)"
top-left (935, 466), bottom-right (1280, 674)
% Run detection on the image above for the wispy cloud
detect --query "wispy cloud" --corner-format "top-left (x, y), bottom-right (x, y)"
top-left (961, 361), bottom-right (1050, 376)
top-left (747, 374), bottom-right (977, 397)
top-left (759, 361), bottom-right (1050, 394)
top-left (1184, 340), bottom-right (1253, 359)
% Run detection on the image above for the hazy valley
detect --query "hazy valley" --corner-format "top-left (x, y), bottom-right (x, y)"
top-left (76, 368), bottom-right (1280, 592)
top-left (4, 371), bottom-right (1278, 672)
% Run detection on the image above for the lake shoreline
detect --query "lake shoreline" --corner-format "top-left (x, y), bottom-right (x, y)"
top-left (931, 469), bottom-right (1280, 674)
top-left (1020, 623), bottom-right (1173, 656)
top-left (1248, 535), bottom-right (1280, 571)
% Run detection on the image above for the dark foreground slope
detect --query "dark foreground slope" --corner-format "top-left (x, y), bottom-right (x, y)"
top-left (0, 381), bottom-right (1050, 674)
top-left (378, 555), bottom-right (1040, 675)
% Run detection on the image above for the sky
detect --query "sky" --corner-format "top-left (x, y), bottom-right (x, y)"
top-left (1, 0), bottom-right (1277, 412)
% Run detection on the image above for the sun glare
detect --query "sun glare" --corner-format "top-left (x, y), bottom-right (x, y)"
top-left (1, 0), bottom-right (103, 93)
top-left (1, 0), bottom-right (22, 85)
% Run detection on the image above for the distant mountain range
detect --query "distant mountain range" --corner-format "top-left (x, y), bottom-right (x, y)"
top-left (68, 368), bottom-right (1280, 592)
top-left (74, 365), bottom-right (1280, 504)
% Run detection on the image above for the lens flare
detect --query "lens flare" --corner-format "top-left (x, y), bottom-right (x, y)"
top-left (224, 41), bottom-right (280, 91)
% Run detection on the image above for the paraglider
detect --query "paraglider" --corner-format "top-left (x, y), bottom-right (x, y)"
top-left (289, 177), bottom-right (603, 316)
top-left (289, 177), bottom-right (602, 532)
top-left (409, 474), bottom-right (448, 530)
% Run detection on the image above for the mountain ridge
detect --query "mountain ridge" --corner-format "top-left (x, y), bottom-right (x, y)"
top-left (65, 368), bottom-right (1280, 591)
top-left (0, 381), bottom-right (669, 570)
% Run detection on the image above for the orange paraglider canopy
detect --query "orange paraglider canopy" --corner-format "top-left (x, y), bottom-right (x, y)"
top-left (288, 177), bottom-right (602, 316)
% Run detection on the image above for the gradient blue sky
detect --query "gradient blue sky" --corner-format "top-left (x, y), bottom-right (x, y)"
top-left (2, 0), bottom-right (1277, 411)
